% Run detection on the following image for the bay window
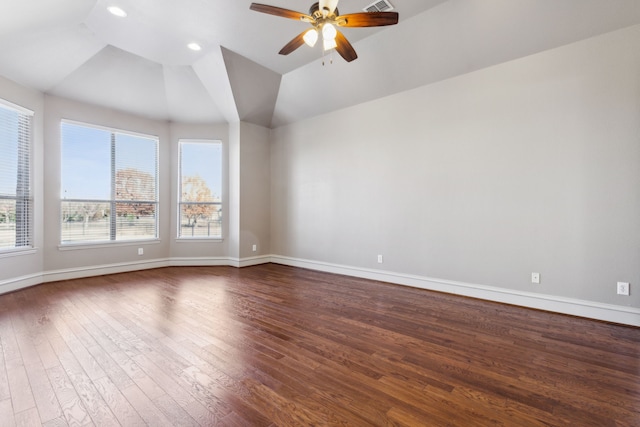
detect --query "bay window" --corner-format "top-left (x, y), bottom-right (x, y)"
top-left (61, 121), bottom-right (158, 244)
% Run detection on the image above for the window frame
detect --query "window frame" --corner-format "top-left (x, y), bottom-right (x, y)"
top-left (177, 139), bottom-right (223, 241)
top-left (60, 119), bottom-right (159, 246)
top-left (0, 98), bottom-right (34, 254)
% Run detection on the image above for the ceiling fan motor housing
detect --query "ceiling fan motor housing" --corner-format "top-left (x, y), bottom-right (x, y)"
top-left (309, 2), bottom-right (339, 18)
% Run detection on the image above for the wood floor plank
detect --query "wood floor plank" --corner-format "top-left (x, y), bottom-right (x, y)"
top-left (23, 359), bottom-right (63, 423)
top-left (181, 399), bottom-right (226, 427)
top-left (241, 377), bottom-right (323, 426)
top-left (129, 351), bottom-right (195, 408)
top-left (0, 264), bottom-right (638, 426)
top-left (46, 365), bottom-right (92, 426)
top-left (12, 326), bottom-right (41, 369)
top-left (47, 330), bottom-right (116, 427)
top-left (152, 394), bottom-right (199, 427)
top-left (0, 398), bottom-right (17, 427)
top-left (119, 384), bottom-right (174, 427)
top-left (64, 338), bottom-right (106, 383)
top-left (0, 315), bottom-right (21, 364)
top-left (93, 375), bottom-right (145, 426)
top-left (0, 333), bottom-right (11, 402)
top-left (34, 340), bottom-right (60, 371)
top-left (13, 407), bottom-right (41, 427)
top-left (40, 417), bottom-right (68, 427)
top-left (109, 350), bottom-right (166, 401)
top-left (6, 357), bottom-right (36, 414)
top-left (85, 346), bottom-right (134, 390)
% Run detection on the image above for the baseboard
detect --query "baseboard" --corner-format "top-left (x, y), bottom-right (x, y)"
top-left (235, 255), bottom-right (273, 268)
top-left (43, 258), bottom-right (172, 283)
top-left (3, 254), bottom-right (637, 327)
top-left (269, 255), bottom-right (640, 327)
top-left (0, 273), bottom-right (44, 295)
top-left (169, 257), bottom-right (232, 267)
top-left (170, 255), bottom-right (271, 268)
top-left (0, 255), bottom-right (273, 294)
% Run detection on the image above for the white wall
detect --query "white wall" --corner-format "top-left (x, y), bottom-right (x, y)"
top-left (238, 122), bottom-right (271, 259)
top-left (228, 121), bottom-right (241, 260)
top-left (271, 25), bottom-right (640, 312)
top-left (227, 121), bottom-right (272, 262)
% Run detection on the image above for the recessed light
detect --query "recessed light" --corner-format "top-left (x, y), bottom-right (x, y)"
top-left (107, 6), bottom-right (127, 17)
top-left (187, 43), bottom-right (202, 51)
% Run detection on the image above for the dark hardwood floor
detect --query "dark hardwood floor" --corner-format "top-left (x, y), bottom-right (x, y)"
top-left (0, 264), bottom-right (638, 426)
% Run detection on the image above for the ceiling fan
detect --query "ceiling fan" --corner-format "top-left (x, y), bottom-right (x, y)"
top-left (249, 0), bottom-right (399, 62)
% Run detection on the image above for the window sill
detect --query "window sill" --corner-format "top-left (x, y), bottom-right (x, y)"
top-left (175, 238), bottom-right (224, 243)
top-left (58, 239), bottom-right (160, 251)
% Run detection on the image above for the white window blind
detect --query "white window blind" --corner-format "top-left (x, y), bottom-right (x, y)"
top-left (0, 100), bottom-right (33, 251)
top-left (61, 121), bottom-right (158, 244)
top-left (178, 140), bottom-right (222, 239)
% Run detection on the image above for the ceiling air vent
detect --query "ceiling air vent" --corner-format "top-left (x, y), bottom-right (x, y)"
top-left (363, 0), bottom-right (394, 12)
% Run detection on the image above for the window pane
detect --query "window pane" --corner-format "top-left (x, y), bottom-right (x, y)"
top-left (115, 133), bottom-right (157, 201)
top-left (179, 141), bottom-right (222, 238)
top-left (61, 201), bottom-right (110, 243)
top-left (61, 122), bottom-right (111, 200)
top-left (115, 167), bottom-right (156, 201)
top-left (0, 108), bottom-right (20, 196)
top-left (0, 100), bottom-right (32, 250)
top-left (60, 121), bottom-right (158, 244)
top-left (0, 199), bottom-right (16, 247)
top-left (179, 203), bottom-right (222, 238)
top-left (116, 202), bottom-right (156, 240)
top-left (180, 142), bottom-right (221, 201)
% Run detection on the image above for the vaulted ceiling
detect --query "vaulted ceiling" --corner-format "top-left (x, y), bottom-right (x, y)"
top-left (1, 0), bottom-right (640, 128)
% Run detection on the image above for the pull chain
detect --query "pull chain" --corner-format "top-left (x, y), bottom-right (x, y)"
top-left (322, 49), bottom-right (334, 66)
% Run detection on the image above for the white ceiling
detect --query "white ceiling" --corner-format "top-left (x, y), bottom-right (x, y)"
top-left (1, 0), bottom-right (640, 127)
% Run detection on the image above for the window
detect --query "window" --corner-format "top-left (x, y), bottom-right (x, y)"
top-left (0, 100), bottom-right (33, 251)
top-left (178, 140), bottom-right (222, 239)
top-left (61, 121), bottom-right (158, 244)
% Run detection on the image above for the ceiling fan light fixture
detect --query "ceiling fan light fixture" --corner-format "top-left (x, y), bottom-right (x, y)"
top-left (303, 28), bottom-right (318, 47)
top-left (322, 23), bottom-right (337, 41)
top-left (249, 1), bottom-right (398, 62)
top-left (323, 38), bottom-right (337, 51)
top-left (107, 6), bottom-right (127, 17)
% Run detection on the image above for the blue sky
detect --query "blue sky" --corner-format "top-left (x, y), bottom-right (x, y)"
top-left (61, 123), bottom-right (111, 199)
top-left (61, 122), bottom-right (222, 200)
top-left (62, 123), bottom-right (157, 200)
top-left (180, 141), bottom-right (222, 199)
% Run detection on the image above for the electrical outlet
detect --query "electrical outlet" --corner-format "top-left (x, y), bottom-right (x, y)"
top-left (138, 248), bottom-right (143, 255)
top-left (252, 244), bottom-right (257, 252)
top-left (377, 254), bottom-right (383, 264)
top-left (531, 272), bottom-right (540, 284)
top-left (617, 282), bottom-right (630, 296)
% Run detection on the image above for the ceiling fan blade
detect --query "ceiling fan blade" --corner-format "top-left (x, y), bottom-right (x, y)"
top-left (335, 31), bottom-right (357, 62)
top-left (319, 0), bottom-right (339, 16)
top-left (250, 3), bottom-right (313, 22)
top-left (339, 11), bottom-right (399, 27)
top-left (278, 31), bottom-right (307, 55)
